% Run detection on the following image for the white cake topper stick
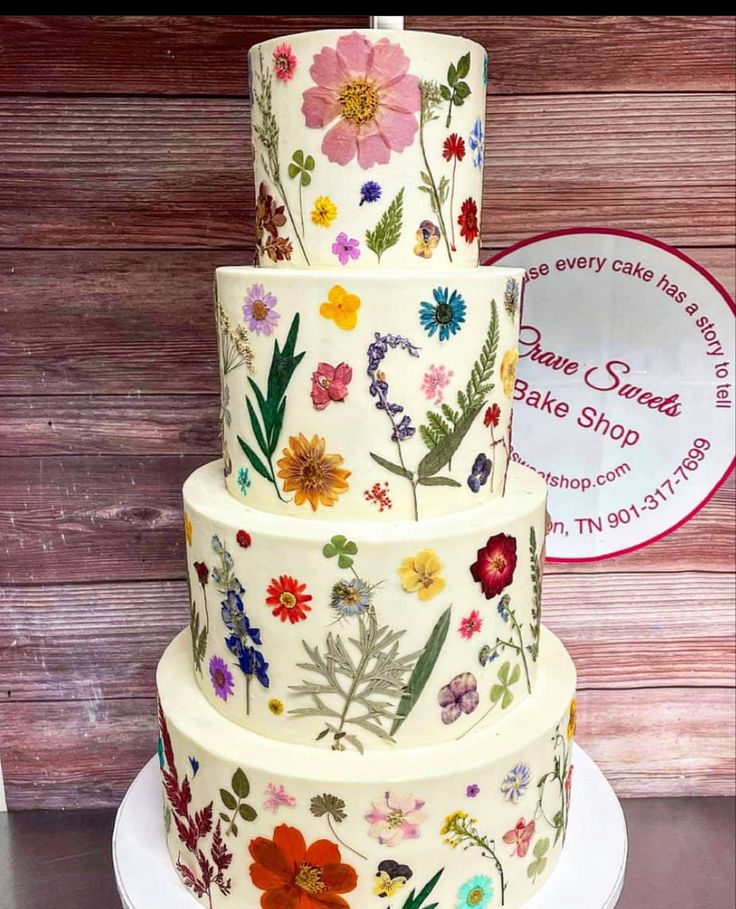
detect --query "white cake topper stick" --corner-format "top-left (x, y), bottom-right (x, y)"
top-left (370, 15), bottom-right (405, 29)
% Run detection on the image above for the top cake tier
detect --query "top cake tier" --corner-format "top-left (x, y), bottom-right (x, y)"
top-left (249, 29), bottom-right (487, 270)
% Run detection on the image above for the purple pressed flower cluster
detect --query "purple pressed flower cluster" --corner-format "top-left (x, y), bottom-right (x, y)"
top-left (359, 180), bottom-right (382, 205)
top-left (367, 333), bottom-right (421, 443)
top-left (437, 671), bottom-right (479, 725)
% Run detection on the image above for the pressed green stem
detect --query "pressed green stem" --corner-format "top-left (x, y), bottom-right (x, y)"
top-left (327, 815), bottom-right (367, 861)
top-left (275, 177), bottom-right (311, 265)
top-left (200, 584), bottom-right (209, 633)
top-left (419, 122), bottom-right (453, 263)
top-left (449, 156), bottom-right (458, 249)
top-left (245, 675), bottom-right (251, 716)
top-left (509, 610), bottom-right (532, 694)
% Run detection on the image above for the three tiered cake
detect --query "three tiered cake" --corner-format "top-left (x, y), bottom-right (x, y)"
top-left (156, 26), bottom-right (577, 909)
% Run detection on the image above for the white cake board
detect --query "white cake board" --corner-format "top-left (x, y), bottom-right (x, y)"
top-left (113, 743), bottom-right (627, 909)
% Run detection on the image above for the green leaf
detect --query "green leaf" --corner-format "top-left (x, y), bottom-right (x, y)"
top-left (300, 172), bottom-right (311, 187)
top-left (391, 607), bottom-right (451, 735)
top-left (370, 451), bottom-right (413, 480)
top-left (535, 837), bottom-right (550, 858)
top-left (220, 789), bottom-right (237, 811)
top-left (292, 149), bottom-right (304, 166)
top-left (287, 163), bottom-right (299, 179)
top-left (400, 868), bottom-right (444, 909)
top-left (331, 535), bottom-right (347, 548)
top-left (455, 80), bottom-right (471, 99)
top-left (246, 397), bottom-right (269, 459)
top-left (440, 84), bottom-right (452, 101)
top-left (343, 540), bottom-right (358, 554)
top-left (337, 553), bottom-right (354, 569)
top-left (416, 475), bottom-right (462, 487)
top-left (365, 187), bottom-right (405, 263)
top-left (456, 52), bottom-right (471, 79)
top-left (502, 687), bottom-right (514, 709)
top-left (323, 543), bottom-right (338, 558)
top-left (453, 94), bottom-right (465, 107)
top-left (305, 155), bottom-right (315, 170)
top-left (239, 803), bottom-right (257, 821)
top-left (447, 62), bottom-right (458, 86)
top-left (218, 812), bottom-right (229, 823)
top-left (498, 661), bottom-right (511, 684)
top-left (231, 822), bottom-right (238, 837)
top-left (232, 768), bottom-right (250, 799)
top-left (509, 663), bottom-right (522, 685)
top-left (237, 436), bottom-right (272, 482)
top-left (490, 683), bottom-right (504, 704)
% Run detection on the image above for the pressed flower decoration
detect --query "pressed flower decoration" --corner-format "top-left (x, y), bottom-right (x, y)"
top-left (484, 403), bottom-right (501, 428)
top-left (414, 219), bottom-right (441, 258)
top-left (183, 512), bottom-right (192, 546)
top-left (320, 284), bottom-right (361, 330)
top-left (374, 859), bottom-right (413, 898)
top-left (330, 577), bottom-right (373, 618)
top-left (237, 467), bottom-right (251, 496)
top-left (443, 132), bottom-right (466, 250)
top-left (302, 31), bottom-right (420, 169)
top-left (242, 283), bottom-right (280, 336)
top-left (332, 231), bottom-right (361, 265)
top-left (209, 654), bottom-right (235, 701)
top-left (360, 180), bottom-right (382, 205)
top-left (504, 277), bottom-right (520, 318)
top-left (467, 452), bottom-right (492, 492)
top-left (310, 793), bottom-right (366, 860)
top-left (366, 791), bottom-right (427, 846)
top-left (457, 875), bottom-right (494, 909)
top-left (567, 698), bottom-right (577, 740)
top-left (500, 348), bottom-right (519, 398)
top-left (398, 548), bottom-right (446, 601)
top-left (503, 818), bottom-right (536, 858)
top-left (438, 672), bottom-right (479, 724)
top-left (265, 574), bottom-right (313, 624)
top-left (419, 287), bottom-right (467, 341)
top-left (310, 361), bottom-right (352, 410)
top-left (421, 364), bottom-right (454, 405)
top-left (263, 783), bottom-right (296, 814)
top-left (458, 197), bottom-right (479, 244)
top-left (276, 433), bottom-right (351, 510)
top-left (268, 698), bottom-right (284, 715)
top-left (441, 812), bottom-right (506, 902)
top-left (249, 823), bottom-right (357, 905)
top-left (469, 117), bottom-right (484, 168)
top-left (466, 783), bottom-right (480, 799)
top-left (501, 762), bottom-right (531, 803)
top-left (272, 43), bottom-right (297, 82)
top-left (459, 609), bottom-right (483, 639)
top-left (470, 532), bottom-right (517, 599)
top-left (363, 481), bottom-right (392, 512)
top-left (236, 529), bottom-right (252, 549)
top-left (311, 195), bottom-right (338, 228)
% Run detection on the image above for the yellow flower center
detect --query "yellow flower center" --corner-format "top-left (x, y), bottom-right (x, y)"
top-left (251, 299), bottom-right (268, 320)
top-left (318, 375), bottom-right (332, 389)
top-left (467, 887), bottom-right (485, 906)
top-left (490, 554), bottom-right (507, 572)
top-left (301, 458), bottom-right (325, 487)
top-left (294, 863), bottom-right (326, 894)
top-left (279, 591), bottom-right (297, 609)
top-left (268, 698), bottom-right (284, 715)
top-left (419, 570), bottom-right (435, 590)
top-left (339, 77), bottom-right (379, 124)
top-left (386, 809), bottom-right (405, 829)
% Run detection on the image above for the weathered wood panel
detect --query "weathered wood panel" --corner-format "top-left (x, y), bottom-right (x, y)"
top-left (1, 574), bottom-right (732, 701)
top-left (2, 685), bottom-right (732, 809)
top-left (1, 94), bottom-right (733, 249)
top-left (2, 248), bottom-right (732, 397)
top-left (1, 456), bottom-right (731, 582)
top-left (0, 16), bottom-right (732, 96)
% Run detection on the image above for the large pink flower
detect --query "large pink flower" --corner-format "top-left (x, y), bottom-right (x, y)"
top-left (302, 31), bottom-right (420, 169)
top-left (365, 791), bottom-right (426, 847)
top-left (311, 361), bottom-right (353, 410)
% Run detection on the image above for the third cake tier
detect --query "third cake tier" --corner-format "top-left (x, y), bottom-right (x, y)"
top-left (184, 459), bottom-right (546, 751)
top-left (216, 265), bottom-right (524, 521)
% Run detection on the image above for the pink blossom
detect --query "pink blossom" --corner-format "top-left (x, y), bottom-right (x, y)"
top-left (332, 232), bottom-right (360, 265)
top-left (459, 609), bottom-right (483, 639)
top-left (365, 791), bottom-right (426, 847)
top-left (302, 31), bottom-right (420, 169)
top-left (502, 818), bottom-right (536, 858)
top-left (263, 782), bottom-right (297, 814)
top-left (272, 43), bottom-right (297, 82)
top-left (421, 364), bottom-right (454, 404)
top-left (310, 362), bottom-right (353, 410)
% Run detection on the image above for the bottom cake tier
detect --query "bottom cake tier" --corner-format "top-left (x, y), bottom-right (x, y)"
top-left (157, 626), bottom-right (576, 909)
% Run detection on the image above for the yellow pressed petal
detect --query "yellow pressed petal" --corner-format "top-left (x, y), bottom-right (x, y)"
top-left (418, 576), bottom-right (446, 601)
top-left (334, 309), bottom-right (358, 330)
top-left (328, 284), bottom-right (347, 305)
top-left (319, 302), bottom-right (335, 320)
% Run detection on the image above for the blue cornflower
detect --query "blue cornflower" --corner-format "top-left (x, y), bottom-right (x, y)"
top-left (469, 117), bottom-right (484, 168)
top-left (467, 453), bottom-right (492, 492)
top-left (419, 287), bottom-right (466, 341)
top-left (360, 181), bottom-right (382, 205)
top-left (497, 595), bottom-right (511, 622)
top-left (188, 756), bottom-right (200, 778)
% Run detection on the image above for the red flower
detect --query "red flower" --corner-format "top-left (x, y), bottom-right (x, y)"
top-left (484, 403), bottom-right (501, 428)
top-left (193, 561), bottom-right (209, 586)
top-left (502, 817), bottom-right (536, 858)
top-left (458, 197), bottom-right (479, 244)
top-left (266, 576), bottom-right (313, 624)
top-left (459, 609), bottom-right (483, 639)
top-left (237, 530), bottom-right (252, 549)
top-left (310, 362), bottom-right (353, 411)
top-left (470, 533), bottom-right (517, 599)
top-left (442, 133), bottom-right (466, 162)
top-left (565, 764), bottom-right (574, 802)
top-left (249, 823), bottom-right (357, 908)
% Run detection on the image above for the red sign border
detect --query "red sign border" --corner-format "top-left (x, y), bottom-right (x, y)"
top-left (486, 227), bottom-right (736, 564)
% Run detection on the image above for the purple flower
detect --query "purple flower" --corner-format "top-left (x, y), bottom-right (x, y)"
top-left (366, 333), bottom-right (420, 442)
top-left (332, 232), bottom-right (361, 265)
top-left (360, 181), bottom-right (382, 205)
top-left (438, 672), bottom-right (479, 725)
top-left (467, 453), bottom-right (492, 493)
top-left (466, 784), bottom-right (480, 798)
top-left (501, 763), bottom-right (531, 803)
top-left (243, 283), bottom-right (280, 335)
top-left (209, 655), bottom-right (235, 701)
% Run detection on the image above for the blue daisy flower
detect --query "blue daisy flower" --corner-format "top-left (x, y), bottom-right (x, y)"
top-left (330, 578), bottom-right (372, 617)
top-left (501, 762), bottom-right (531, 803)
top-left (469, 117), bottom-right (484, 169)
top-left (457, 875), bottom-right (493, 909)
top-left (419, 287), bottom-right (467, 341)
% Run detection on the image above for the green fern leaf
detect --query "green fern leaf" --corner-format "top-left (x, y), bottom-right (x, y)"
top-left (365, 188), bottom-right (405, 263)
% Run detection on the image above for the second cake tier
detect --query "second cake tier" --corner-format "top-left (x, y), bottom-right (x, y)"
top-left (184, 459), bottom-right (547, 751)
top-left (216, 264), bottom-right (524, 521)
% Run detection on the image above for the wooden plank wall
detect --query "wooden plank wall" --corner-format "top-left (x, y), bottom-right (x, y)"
top-left (0, 16), bottom-right (734, 809)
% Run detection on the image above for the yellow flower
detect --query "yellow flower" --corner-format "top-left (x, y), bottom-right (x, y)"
top-left (413, 223), bottom-right (440, 259)
top-left (567, 697), bottom-right (577, 740)
top-left (440, 810), bottom-right (468, 837)
top-left (183, 512), bottom-right (192, 546)
top-left (320, 285), bottom-right (361, 331)
top-left (269, 698), bottom-right (284, 716)
top-left (373, 871), bottom-right (407, 898)
top-left (500, 348), bottom-right (519, 398)
top-left (277, 433), bottom-right (350, 511)
top-left (398, 549), bottom-right (446, 601)
top-left (311, 195), bottom-right (338, 228)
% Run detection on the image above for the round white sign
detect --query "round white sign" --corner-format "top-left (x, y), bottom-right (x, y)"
top-left (488, 229), bottom-right (735, 562)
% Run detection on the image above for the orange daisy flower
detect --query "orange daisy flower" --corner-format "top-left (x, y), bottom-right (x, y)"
top-left (266, 575), bottom-right (313, 624)
top-left (249, 823), bottom-right (357, 908)
top-left (277, 434), bottom-right (350, 510)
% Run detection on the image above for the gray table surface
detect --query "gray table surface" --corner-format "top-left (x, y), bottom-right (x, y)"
top-left (0, 798), bottom-right (734, 908)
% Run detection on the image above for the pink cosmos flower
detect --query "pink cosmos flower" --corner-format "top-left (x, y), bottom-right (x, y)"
top-left (502, 818), bottom-right (536, 858)
top-left (421, 364), bottom-right (454, 405)
top-left (459, 609), bottom-right (483, 639)
top-left (302, 31), bottom-right (420, 169)
top-left (332, 232), bottom-right (360, 265)
top-left (263, 782), bottom-right (297, 814)
top-left (243, 283), bottom-right (280, 335)
top-left (310, 362), bottom-right (353, 410)
top-left (365, 791), bottom-right (426, 847)
top-left (273, 43), bottom-right (297, 82)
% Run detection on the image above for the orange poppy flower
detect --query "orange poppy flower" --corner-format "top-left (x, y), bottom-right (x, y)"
top-left (249, 823), bottom-right (358, 908)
